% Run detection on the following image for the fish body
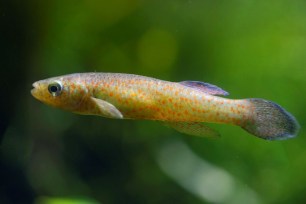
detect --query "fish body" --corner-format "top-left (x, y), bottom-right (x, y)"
top-left (31, 73), bottom-right (299, 140)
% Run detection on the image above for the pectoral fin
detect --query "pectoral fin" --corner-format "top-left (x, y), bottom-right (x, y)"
top-left (163, 122), bottom-right (220, 138)
top-left (90, 97), bottom-right (123, 119)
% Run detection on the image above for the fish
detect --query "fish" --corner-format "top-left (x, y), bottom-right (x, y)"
top-left (31, 72), bottom-right (299, 140)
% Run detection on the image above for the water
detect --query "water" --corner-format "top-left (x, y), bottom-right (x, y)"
top-left (1, 0), bottom-right (305, 203)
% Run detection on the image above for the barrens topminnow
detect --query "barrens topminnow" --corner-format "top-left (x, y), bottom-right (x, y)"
top-left (31, 73), bottom-right (299, 140)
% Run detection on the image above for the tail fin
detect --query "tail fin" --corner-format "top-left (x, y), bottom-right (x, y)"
top-left (242, 98), bottom-right (299, 140)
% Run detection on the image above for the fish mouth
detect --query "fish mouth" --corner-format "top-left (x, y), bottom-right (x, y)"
top-left (31, 82), bottom-right (39, 97)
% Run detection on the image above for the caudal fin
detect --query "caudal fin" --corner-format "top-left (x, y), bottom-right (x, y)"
top-left (242, 98), bottom-right (299, 140)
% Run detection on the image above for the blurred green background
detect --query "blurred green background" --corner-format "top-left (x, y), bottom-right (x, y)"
top-left (1, 0), bottom-right (306, 203)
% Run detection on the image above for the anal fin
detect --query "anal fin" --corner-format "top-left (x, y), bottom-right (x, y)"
top-left (163, 122), bottom-right (220, 138)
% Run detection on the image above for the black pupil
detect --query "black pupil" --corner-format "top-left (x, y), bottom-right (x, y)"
top-left (50, 85), bottom-right (58, 92)
top-left (48, 82), bottom-right (62, 96)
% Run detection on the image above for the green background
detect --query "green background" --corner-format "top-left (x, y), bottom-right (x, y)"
top-left (1, 0), bottom-right (305, 203)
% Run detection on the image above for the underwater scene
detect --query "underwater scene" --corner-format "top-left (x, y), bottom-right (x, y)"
top-left (1, 0), bottom-right (306, 203)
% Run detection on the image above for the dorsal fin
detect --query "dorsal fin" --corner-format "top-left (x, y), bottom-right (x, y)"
top-left (179, 81), bottom-right (229, 96)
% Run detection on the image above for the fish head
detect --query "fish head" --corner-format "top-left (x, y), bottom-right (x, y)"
top-left (31, 74), bottom-right (89, 112)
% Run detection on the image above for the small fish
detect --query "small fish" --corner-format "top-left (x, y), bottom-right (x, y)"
top-left (31, 73), bottom-right (299, 140)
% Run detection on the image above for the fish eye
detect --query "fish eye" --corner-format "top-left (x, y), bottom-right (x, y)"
top-left (48, 81), bottom-right (63, 96)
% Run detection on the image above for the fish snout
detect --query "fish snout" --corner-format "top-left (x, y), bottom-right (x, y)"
top-left (32, 82), bottom-right (39, 88)
top-left (31, 82), bottom-right (40, 98)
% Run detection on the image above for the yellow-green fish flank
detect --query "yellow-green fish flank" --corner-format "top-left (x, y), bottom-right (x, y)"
top-left (31, 73), bottom-right (299, 140)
